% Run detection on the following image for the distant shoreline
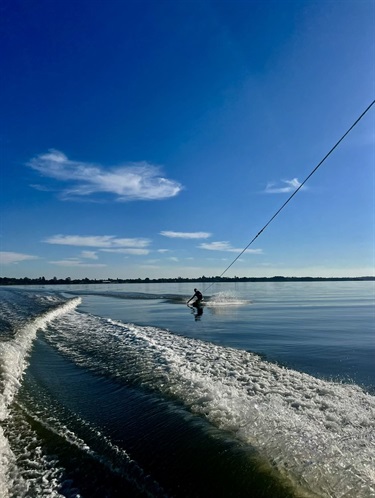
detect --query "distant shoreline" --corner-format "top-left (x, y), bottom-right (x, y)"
top-left (1, 276), bottom-right (374, 286)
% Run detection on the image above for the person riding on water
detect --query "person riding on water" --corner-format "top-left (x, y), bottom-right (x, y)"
top-left (187, 288), bottom-right (203, 307)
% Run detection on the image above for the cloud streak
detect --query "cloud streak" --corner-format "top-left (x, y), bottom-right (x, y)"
top-left (28, 150), bottom-right (183, 201)
top-left (101, 248), bottom-right (150, 255)
top-left (81, 251), bottom-right (98, 260)
top-left (160, 231), bottom-right (211, 239)
top-left (264, 178), bottom-right (303, 194)
top-left (49, 259), bottom-right (106, 268)
top-left (0, 251), bottom-right (39, 264)
top-left (44, 235), bottom-right (150, 248)
top-left (199, 241), bottom-right (262, 254)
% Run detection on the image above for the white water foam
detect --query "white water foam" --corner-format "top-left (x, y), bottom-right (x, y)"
top-left (0, 298), bottom-right (81, 421)
top-left (4, 411), bottom-right (65, 498)
top-left (205, 291), bottom-right (251, 307)
top-left (43, 310), bottom-right (375, 497)
top-left (0, 427), bottom-right (15, 498)
top-left (128, 324), bottom-right (375, 497)
top-left (0, 298), bottom-right (81, 497)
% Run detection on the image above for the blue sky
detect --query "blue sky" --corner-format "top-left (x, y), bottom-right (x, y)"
top-left (1, 0), bottom-right (374, 280)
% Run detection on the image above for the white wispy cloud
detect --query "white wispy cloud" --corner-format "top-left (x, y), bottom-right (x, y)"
top-left (199, 241), bottom-right (262, 254)
top-left (44, 235), bottom-right (150, 248)
top-left (28, 150), bottom-right (183, 201)
top-left (49, 258), bottom-right (106, 267)
top-left (0, 251), bottom-right (39, 264)
top-left (101, 248), bottom-right (150, 255)
top-left (264, 178), bottom-right (304, 194)
top-left (81, 251), bottom-right (98, 260)
top-left (160, 231), bottom-right (211, 239)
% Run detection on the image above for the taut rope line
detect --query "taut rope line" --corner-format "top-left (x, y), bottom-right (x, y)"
top-left (203, 99), bottom-right (375, 293)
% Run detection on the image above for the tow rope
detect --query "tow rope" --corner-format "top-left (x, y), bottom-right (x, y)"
top-left (203, 99), bottom-right (375, 293)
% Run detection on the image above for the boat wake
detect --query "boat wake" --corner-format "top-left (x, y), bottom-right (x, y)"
top-left (39, 308), bottom-right (375, 498)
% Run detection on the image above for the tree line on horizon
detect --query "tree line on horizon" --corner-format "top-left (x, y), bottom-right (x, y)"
top-left (0, 275), bottom-right (374, 286)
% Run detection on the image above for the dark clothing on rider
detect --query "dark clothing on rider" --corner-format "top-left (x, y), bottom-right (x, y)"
top-left (193, 289), bottom-right (203, 300)
top-left (188, 288), bottom-right (203, 305)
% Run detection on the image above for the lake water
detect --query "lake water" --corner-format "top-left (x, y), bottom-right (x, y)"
top-left (0, 281), bottom-right (374, 497)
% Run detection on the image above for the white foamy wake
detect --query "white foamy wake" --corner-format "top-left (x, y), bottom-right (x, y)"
top-left (42, 309), bottom-right (375, 498)
top-left (0, 298), bottom-right (81, 421)
top-left (205, 291), bottom-right (251, 307)
top-left (0, 298), bottom-right (81, 497)
top-left (125, 323), bottom-right (375, 497)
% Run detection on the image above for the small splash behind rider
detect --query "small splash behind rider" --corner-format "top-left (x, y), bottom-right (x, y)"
top-left (187, 288), bottom-right (203, 307)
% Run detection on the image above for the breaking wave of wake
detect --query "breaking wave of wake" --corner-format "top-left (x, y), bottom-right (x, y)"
top-left (41, 308), bottom-right (375, 498)
top-left (0, 297), bottom-right (81, 497)
top-left (205, 291), bottom-right (251, 306)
